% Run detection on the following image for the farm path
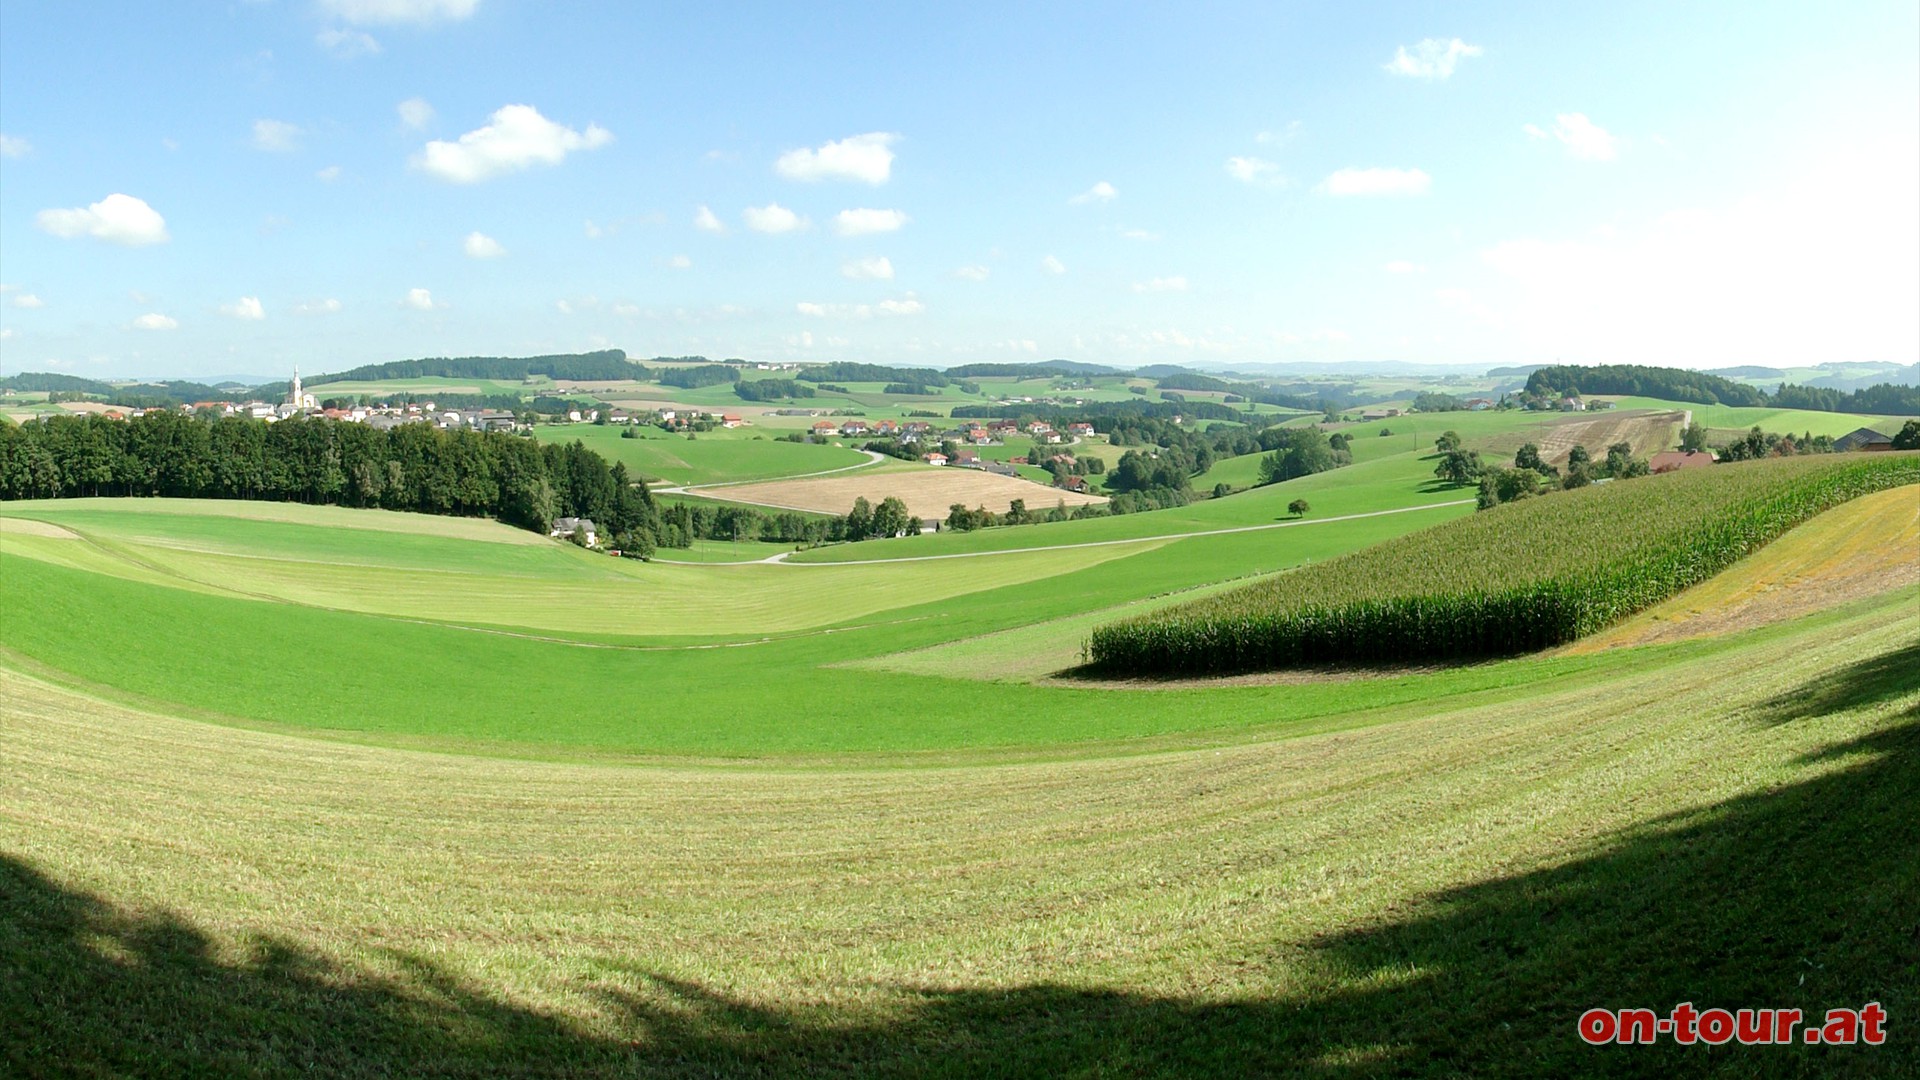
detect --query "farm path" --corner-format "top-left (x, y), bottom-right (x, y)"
top-left (695, 498), bottom-right (1476, 566)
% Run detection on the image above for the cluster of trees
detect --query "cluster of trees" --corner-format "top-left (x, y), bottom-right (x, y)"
top-left (1707, 424), bottom-right (1848, 461)
top-left (1425, 430), bottom-right (1657, 510)
top-left (1412, 392), bottom-right (1465, 412)
top-left (1256, 428), bottom-right (1351, 485)
top-left (732, 379), bottom-right (814, 401)
top-left (1, 411), bottom-right (664, 551)
top-left (652, 495), bottom-right (927, 547)
top-left (1525, 363), bottom-right (1920, 415)
top-left (307, 350), bottom-right (639, 386)
top-left (653, 365), bottom-right (740, 390)
top-left (797, 362), bottom-right (950, 387)
top-left (944, 361), bottom-right (1119, 379)
top-left (945, 497), bottom-right (1106, 531)
top-left (883, 382), bottom-right (943, 395)
top-left (1770, 383), bottom-right (1920, 415)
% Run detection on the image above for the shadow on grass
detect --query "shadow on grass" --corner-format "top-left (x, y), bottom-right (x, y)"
top-left (6, 664), bottom-right (1916, 1077)
top-left (1747, 640), bottom-right (1920, 727)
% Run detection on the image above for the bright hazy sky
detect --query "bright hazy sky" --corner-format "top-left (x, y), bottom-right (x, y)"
top-left (1, 1), bottom-right (1915, 380)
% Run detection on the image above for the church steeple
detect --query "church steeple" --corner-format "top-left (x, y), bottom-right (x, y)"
top-left (289, 367), bottom-right (304, 409)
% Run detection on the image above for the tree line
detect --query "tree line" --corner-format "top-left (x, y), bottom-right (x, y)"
top-left (1, 411), bottom-right (666, 553)
top-left (1525, 363), bottom-right (1919, 415)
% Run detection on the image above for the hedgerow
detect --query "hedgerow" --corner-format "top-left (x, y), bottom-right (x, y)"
top-left (1086, 453), bottom-right (1920, 674)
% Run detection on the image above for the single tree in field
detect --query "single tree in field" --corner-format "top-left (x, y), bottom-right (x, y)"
top-left (1433, 448), bottom-right (1483, 486)
top-left (1567, 444), bottom-right (1591, 470)
top-left (1288, 498), bottom-right (1310, 517)
top-left (871, 496), bottom-right (910, 538)
top-left (1435, 430), bottom-right (1462, 454)
top-left (844, 496), bottom-right (873, 540)
top-left (1514, 442), bottom-right (1558, 477)
top-left (1680, 420), bottom-right (1709, 453)
top-left (1893, 420), bottom-right (1920, 450)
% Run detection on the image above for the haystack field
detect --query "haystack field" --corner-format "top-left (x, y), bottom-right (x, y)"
top-left (1478, 408), bottom-right (1683, 466)
top-left (691, 464), bottom-right (1108, 519)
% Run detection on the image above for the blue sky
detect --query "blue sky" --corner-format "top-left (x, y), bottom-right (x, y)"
top-left (2, 0), bottom-right (1915, 379)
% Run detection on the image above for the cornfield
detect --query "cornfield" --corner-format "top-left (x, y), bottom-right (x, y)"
top-left (1087, 453), bottom-right (1920, 675)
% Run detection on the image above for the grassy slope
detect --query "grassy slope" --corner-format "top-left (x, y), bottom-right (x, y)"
top-left (4, 589), bottom-right (1914, 1076)
top-left (530, 423), bottom-right (870, 486)
top-left (1608, 396), bottom-right (1909, 438)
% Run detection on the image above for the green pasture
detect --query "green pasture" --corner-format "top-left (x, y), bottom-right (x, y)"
top-left (1606, 396), bottom-right (1907, 438)
top-left (530, 423), bottom-right (872, 486)
top-left (4, 572), bottom-right (1915, 1074)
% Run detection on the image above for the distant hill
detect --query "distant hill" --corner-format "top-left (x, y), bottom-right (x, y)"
top-left (0, 372), bottom-right (116, 394)
top-left (1485, 365), bottom-right (1546, 377)
top-left (1704, 365), bottom-right (1787, 379)
top-left (943, 360), bottom-right (1122, 379)
top-left (308, 350), bottom-right (638, 386)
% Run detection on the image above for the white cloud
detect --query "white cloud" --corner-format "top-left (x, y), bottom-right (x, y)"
top-left (775, 132), bottom-right (898, 184)
top-left (9, 293), bottom-right (45, 309)
top-left (1040, 255), bottom-right (1066, 275)
top-left (402, 287), bottom-right (438, 310)
top-left (219, 297), bottom-right (266, 320)
top-left (413, 105), bottom-right (611, 183)
top-left (841, 256), bottom-right (894, 281)
top-left (252, 119), bottom-right (300, 152)
top-left (1117, 227), bottom-right (1161, 241)
top-left (293, 298), bottom-right (343, 316)
top-left (397, 97), bottom-right (436, 131)
top-left (693, 204), bottom-right (727, 233)
top-left (0, 134), bottom-right (30, 158)
top-left (787, 330), bottom-right (815, 348)
top-left (463, 230), bottom-right (505, 258)
top-left (131, 313), bottom-right (178, 331)
top-left (833, 208), bottom-right (908, 236)
top-left (318, 0), bottom-right (477, 25)
top-left (1069, 181), bottom-right (1117, 204)
top-left (36, 193), bottom-right (170, 245)
top-left (1132, 276), bottom-right (1189, 293)
top-left (316, 165), bottom-right (342, 181)
top-left (1319, 167), bottom-right (1431, 197)
top-left (1528, 113), bottom-right (1620, 161)
top-left (1385, 260), bottom-right (1425, 274)
top-left (954, 264), bottom-right (991, 282)
top-left (796, 295), bottom-right (924, 318)
top-left (668, 254), bottom-right (692, 269)
top-left (1384, 38), bottom-right (1483, 79)
top-left (316, 28), bottom-right (382, 57)
top-left (0, 328), bottom-right (12, 340)
top-left (743, 203), bottom-right (806, 234)
top-left (1225, 156), bottom-right (1284, 185)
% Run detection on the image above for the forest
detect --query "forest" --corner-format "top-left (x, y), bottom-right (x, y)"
top-left (1, 411), bottom-right (663, 552)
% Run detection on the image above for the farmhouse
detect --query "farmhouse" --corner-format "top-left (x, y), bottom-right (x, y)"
top-left (720, 414), bottom-right (744, 428)
top-left (549, 517), bottom-right (597, 546)
top-left (1648, 450), bottom-right (1718, 473)
top-left (1832, 427), bottom-right (1894, 453)
top-left (811, 420), bottom-right (839, 436)
top-left (1560, 395), bottom-right (1587, 412)
top-left (1055, 475), bottom-right (1090, 492)
top-left (922, 452), bottom-right (949, 467)
top-left (839, 419), bottom-right (870, 436)
top-left (951, 449), bottom-right (982, 467)
top-left (1360, 408), bottom-right (1401, 421)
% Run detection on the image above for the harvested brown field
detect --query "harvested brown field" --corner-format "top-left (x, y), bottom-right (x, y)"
top-left (1478, 408), bottom-right (1683, 467)
top-left (692, 465), bottom-right (1108, 519)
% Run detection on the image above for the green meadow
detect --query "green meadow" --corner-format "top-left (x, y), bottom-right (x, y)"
top-left (4, 393), bottom-right (1916, 1076)
top-left (529, 422), bottom-right (872, 486)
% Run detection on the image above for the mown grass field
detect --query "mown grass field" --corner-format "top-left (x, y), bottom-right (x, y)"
top-left (5, 394), bottom-right (1917, 1076)
top-left (530, 423), bottom-right (871, 486)
top-left (5, 581), bottom-right (1915, 1075)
